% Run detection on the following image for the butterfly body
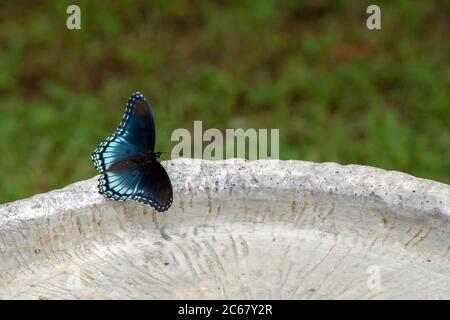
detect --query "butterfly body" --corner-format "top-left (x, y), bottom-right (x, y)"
top-left (91, 93), bottom-right (173, 212)
top-left (106, 151), bottom-right (161, 173)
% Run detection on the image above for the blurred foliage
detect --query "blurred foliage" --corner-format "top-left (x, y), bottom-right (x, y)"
top-left (0, 0), bottom-right (449, 203)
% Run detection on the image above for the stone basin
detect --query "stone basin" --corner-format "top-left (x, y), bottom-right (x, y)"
top-left (0, 159), bottom-right (449, 299)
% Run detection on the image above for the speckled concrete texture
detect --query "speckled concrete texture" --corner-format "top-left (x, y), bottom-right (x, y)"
top-left (0, 159), bottom-right (449, 299)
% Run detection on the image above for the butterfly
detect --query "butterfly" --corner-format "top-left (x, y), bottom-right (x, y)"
top-left (91, 92), bottom-right (173, 212)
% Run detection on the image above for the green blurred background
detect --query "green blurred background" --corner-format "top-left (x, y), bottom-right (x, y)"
top-left (0, 0), bottom-right (449, 204)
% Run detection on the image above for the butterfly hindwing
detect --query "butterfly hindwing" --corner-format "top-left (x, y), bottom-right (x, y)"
top-left (99, 167), bottom-right (143, 201)
top-left (133, 160), bottom-right (173, 212)
top-left (98, 158), bottom-right (173, 212)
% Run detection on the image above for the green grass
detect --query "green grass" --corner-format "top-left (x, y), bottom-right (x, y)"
top-left (0, 0), bottom-right (449, 203)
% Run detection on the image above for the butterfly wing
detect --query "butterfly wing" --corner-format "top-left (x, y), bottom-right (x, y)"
top-left (98, 159), bottom-right (144, 201)
top-left (99, 159), bottom-right (173, 212)
top-left (132, 160), bottom-right (173, 212)
top-left (91, 92), bottom-right (156, 173)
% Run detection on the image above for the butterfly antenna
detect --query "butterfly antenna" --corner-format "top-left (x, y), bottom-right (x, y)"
top-left (159, 151), bottom-right (171, 161)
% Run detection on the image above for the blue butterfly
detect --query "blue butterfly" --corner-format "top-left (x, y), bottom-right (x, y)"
top-left (91, 92), bottom-right (173, 212)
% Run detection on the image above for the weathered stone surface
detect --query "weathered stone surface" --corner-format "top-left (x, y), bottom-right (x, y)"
top-left (0, 159), bottom-right (449, 299)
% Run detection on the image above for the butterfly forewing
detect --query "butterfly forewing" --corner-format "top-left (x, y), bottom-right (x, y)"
top-left (91, 93), bottom-right (155, 173)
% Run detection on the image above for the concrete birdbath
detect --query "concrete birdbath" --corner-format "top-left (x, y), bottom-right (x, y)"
top-left (0, 159), bottom-right (449, 299)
